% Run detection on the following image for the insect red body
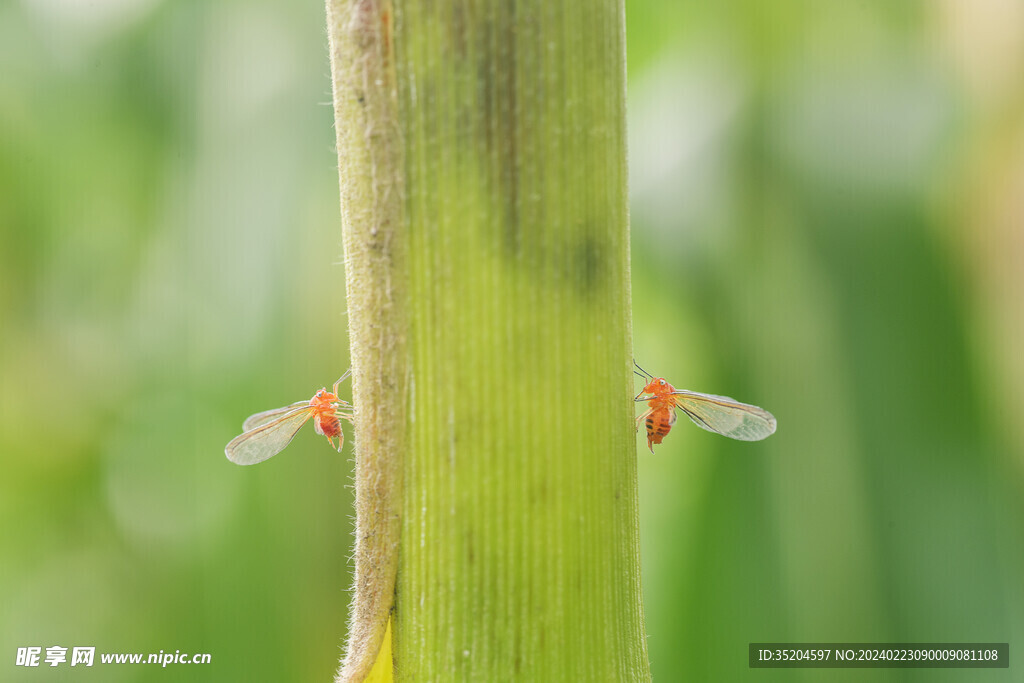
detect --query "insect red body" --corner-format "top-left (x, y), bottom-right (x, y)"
top-left (640, 378), bottom-right (681, 450)
top-left (634, 363), bottom-right (777, 451)
top-left (311, 388), bottom-right (345, 449)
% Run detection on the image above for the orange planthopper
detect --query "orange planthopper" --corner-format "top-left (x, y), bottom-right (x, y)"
top-left (224, 370), bottom-right (354, 465)
top-left (633, 361), bottom-right (776, 452)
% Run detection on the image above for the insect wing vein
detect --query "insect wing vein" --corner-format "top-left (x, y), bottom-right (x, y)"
top-left (241, 400), bottom-right (310, 432)
top-left (225, 406), bottom-right (314, 465)
top-left (671, 390), bottom-right (776, 441)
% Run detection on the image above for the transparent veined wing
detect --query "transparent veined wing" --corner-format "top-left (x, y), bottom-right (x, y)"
top-left (671, 390), bottom-right (776, 441)
top-left (241, 401), bottom-right (310, 432)
top-left (225, 406), bottom-right (314, 465)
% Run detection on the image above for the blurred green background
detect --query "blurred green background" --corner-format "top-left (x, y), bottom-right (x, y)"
top-left (2, 0), bottom-right (1023, 681)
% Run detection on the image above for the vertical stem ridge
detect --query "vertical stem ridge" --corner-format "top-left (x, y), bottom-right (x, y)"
top-left (394, 0), bottom-right (649, 679)
top-left (326, 1), bottom-right (406, 681)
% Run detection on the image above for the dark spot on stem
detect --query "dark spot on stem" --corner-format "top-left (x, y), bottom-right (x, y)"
top-left (573, 235), bottom-right (604, 294)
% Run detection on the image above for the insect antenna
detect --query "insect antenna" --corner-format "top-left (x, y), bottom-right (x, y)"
top-left (332, 367), bottom-right (353, 395)
top-left (633, 359), bottom-right (654, 379)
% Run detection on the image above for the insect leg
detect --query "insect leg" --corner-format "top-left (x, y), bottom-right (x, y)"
top-left (635, 407), bottom-right (653, 433)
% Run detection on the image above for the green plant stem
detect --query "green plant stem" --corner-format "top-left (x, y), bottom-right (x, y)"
top-left (327, 1), bottom-right (649, 680)
top-left (326, 1), bottom-right (405, 681)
